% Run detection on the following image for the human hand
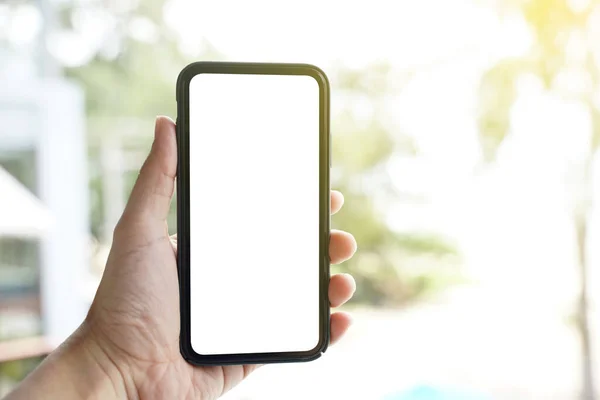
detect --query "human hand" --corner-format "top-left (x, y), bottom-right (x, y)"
top-left (7, 116), bottom-right (357, 400)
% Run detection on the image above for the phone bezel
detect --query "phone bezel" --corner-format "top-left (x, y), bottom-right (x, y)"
top-left (176, 62), bottom-right (331, 365)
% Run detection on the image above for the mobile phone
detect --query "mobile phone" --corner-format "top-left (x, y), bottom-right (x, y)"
top-left (176, 62), bottom-right (330, 365)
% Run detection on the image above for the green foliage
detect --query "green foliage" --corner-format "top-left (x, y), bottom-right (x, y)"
top-left (591, 108), bottom-right (600, 152)
top-left (478, 0), bottom-right (600, 159)
top-left (395, 234), bottom-right (458, 257)
top-left (477, 59), bottom-right (528, 161)
top-left (67, 41), bottom-right (182, 118)
top-left (0, 357), bottom-right (44, 392)
top-left (522, 0), bottom-right (587, 85)
top-left (333, 117), bottom-right (395, 173)
top-left (332, 65), bottom-right (460, 306)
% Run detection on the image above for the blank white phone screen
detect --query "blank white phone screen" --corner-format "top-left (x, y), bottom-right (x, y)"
top-left (189, 73), bottom-right (320, 355)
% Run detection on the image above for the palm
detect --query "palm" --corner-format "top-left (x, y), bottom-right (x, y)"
top-left (89, 220), bottom-right (354, 399)
top-left (86, 117), bottom-right (356, 399)
top-left (88, 226), bottom-right (257, 398)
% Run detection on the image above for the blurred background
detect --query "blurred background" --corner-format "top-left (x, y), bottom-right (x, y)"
top-left (1, 0), bottom-right (600, 398)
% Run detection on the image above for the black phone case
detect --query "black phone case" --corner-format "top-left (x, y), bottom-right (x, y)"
top-left (176, 61), bottom-right (331, 366)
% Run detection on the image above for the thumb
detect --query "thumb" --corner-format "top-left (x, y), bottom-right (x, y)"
top-left (122, 116), bottom-right (177, 224)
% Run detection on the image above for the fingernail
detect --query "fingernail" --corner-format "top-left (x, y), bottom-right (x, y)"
top-left (154, 116), bottom-right (162, 140)
top-left (343, 273), bottom-right (357, 294)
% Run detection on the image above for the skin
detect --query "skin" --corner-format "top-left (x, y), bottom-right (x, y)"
top-left (6, 116), bottom-right (357, 400)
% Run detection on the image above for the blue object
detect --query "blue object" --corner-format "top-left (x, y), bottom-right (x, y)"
top-left (382, 385), bottom-right (491, 400)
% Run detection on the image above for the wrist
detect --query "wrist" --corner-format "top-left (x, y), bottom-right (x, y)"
top-left (71, 322), bottom-right (134, 399)
top-left (7, 323), bottom-right (131, 400)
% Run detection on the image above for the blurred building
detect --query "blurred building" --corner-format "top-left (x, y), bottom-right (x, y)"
top-left (0, 38), bottom-right (89, 363)
top-left (0, 165), bottom-right (50, 336)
